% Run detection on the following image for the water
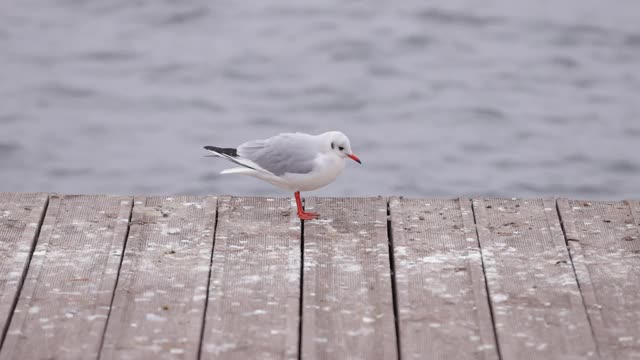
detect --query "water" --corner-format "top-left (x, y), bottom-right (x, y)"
top-left (1, 0), bottom-right (639, 199)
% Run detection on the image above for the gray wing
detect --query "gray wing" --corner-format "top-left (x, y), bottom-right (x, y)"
top-left (237, 133), bottom-right (318, 176)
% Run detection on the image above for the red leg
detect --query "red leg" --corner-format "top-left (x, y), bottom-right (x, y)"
top-left (294, 191), bottom-right (320, 220)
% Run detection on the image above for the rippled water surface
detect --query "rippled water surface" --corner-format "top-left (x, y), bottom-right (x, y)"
top-left (1, 0), bottom-right (639, 198)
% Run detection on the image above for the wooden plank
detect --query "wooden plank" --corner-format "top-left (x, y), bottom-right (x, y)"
top-left (0, 193), bottom-right (49, 346)
top-left (100, 196), bottom-right (217, 359)
top-left (558, 199), bottom-right (640, 359)
top-left (473, 198), bottom-right (598, 359)
top-left (301, 197), bottom-right (397, 360)
top-left (389, 197), bottom-right (498, 360)
top-left (0, 194), bottom-right (131, 360)
top-left (201, 196), bottom-right (300, 359)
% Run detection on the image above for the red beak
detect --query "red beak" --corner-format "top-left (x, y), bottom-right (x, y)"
top-left (348, 154), bottom-right (362, 164)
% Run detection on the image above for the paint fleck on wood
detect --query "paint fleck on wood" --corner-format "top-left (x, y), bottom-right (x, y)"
top-left (558, 199), bottom-right (640, 359)
top-left (390, 197), bottom-right (497, 360)
top-left (473, 198), bottom-right (598, 359)
top-left (0, 193), bottom-right (48, 343)
top-left (101, 196), bottom-right (217, 359)
top-left (0, 195), bottom-right (131, 360)
top-left (302, 197), bottom-right (397, 360)
top-left (0, 193), bottom-right (638, 359)
top-left (201, 196), bottom-right (301, 359)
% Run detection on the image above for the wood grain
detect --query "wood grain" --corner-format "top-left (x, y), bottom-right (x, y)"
top-left (0, 194), bottom-right (131, 360)
top-left (3, 193), bottom-right (639, 359)
top-left (0, 193), bottom-right (49, 345)
top-left (201, 196), bottom-right (301, 359)
top-left (558, 199), bottom-right (640, 359)
top-left (301, 197), bottom-right (397, 360)
top-left (389, 197), bottom-right (498, 360)
top-left (100, 196), bottom-right (217, 359)
top-left (473, 198), bottom-right (597, 359)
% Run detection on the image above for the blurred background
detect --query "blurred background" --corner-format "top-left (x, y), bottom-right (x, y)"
top-left (1, 0), bottom-right (639, 199)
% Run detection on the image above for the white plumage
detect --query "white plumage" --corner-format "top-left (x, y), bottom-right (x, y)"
top-left (204, 131), bottom-right (361, 220)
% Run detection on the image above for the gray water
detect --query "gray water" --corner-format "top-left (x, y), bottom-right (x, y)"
top-left (1, 0), bottom-right (640, 199)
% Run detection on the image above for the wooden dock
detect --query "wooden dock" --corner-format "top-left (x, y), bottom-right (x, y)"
top-left (0, 193), bottom-right (639, 359)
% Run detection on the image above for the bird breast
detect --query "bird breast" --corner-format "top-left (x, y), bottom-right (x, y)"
top-left (283, 153), bottom-right (345, 192)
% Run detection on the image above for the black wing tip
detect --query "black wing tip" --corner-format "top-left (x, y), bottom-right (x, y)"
top-left (203, 146), bottom-right (238, 157)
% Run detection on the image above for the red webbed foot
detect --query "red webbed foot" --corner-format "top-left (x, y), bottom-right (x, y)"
top-left (297, 211), bottom-right (320, 220)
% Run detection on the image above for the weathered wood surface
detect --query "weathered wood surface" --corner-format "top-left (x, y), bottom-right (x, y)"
top-left (301, 197), bottom-right (397, 360)
top-left (473, 198), bottom-right (598, 359)
top-left (101, 196), bottom-right (217, 359)
top-left (390, 197), bottom-right (497, 360)
top-left (1, 193), bottom-right (640, 359)
top-left (201, 196), bottom-right (301, 359)
top-left (0, 193), bottom-right (48, 345)
top-left (558, 199), bottom-right (640, 359)
top-left (0, 195), bottom-right (131, 360)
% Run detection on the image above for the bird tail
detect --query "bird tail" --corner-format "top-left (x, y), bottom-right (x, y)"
top-left (203, 145), bottom-right (265, 173)
top-left (220, 167), bottom-right (255, 175)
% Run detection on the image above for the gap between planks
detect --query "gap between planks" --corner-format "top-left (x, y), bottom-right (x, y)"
top-left (386, 200), bottom-right (402, 360)
top-left (300, 196), bottom-right (402, 360)
top-left (298, 199), bottom-right (305, 360)
top-left (197, 200), bottom-right (221, 360)
top-left (96, 198), bottom-right (134, 360)
top-left (472, 198), bottom-right (599, 359)
top-left (555, 199), bottom-right (601, 359)
top-left (301, 197), bottom-right (397, 359)
top-left (1, 195), bottom-right (611, 360)
top-left (470, 198), bottom-right (503, 360)
top-left (0, 194), bottom-right (50, 352)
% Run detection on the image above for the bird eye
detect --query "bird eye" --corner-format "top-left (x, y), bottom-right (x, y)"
top-left (338, 146), bottom-right (344, 151)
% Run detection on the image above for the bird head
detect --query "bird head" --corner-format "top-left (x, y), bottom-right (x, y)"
top-left (325, 131), bottom-right (362, 164)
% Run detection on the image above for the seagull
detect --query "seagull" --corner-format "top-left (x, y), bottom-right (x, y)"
top-left (204, 131), bottom-right (362, 220)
